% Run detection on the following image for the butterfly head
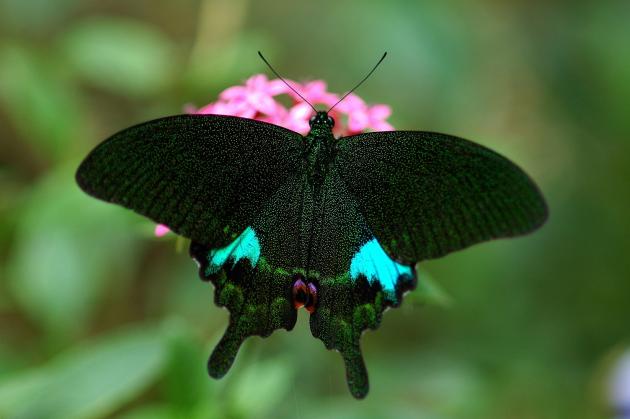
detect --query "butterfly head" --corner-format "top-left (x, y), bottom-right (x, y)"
top-left (309, 111), bottom-right (335, 129)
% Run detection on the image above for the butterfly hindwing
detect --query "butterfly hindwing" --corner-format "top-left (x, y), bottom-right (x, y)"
top-left (76, 114), bottom-right (304, 248)
top-left (336, 131), bottom-right (548, 264)
top-left (190, 238), bottom-right (298, 378)
top-left (188, 171), bottom-right (311, 378)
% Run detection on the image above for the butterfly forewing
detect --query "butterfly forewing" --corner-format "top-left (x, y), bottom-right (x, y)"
top-left (76, 114), bottom-right (304, 247)
top-left (335, 131), bottom-right (548, 264)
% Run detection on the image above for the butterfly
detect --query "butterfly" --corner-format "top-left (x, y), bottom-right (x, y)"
top-left (75, 53), bottom-right (548, 399)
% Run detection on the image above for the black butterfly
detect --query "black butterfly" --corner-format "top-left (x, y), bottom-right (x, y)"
top-left (76, 53), bottom-right (547, 398)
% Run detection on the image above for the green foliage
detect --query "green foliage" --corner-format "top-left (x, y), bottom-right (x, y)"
top-left (227, 358), bottom-right (294, 418)
top-left (0, 44), bottom-right (88, 161)
top-left (6, 165), bottom-right (140, 339)
top-left (60, 17), bottom-right (177, 97)
top-left (406, 267), bottom-right (453, 308)
top-left (0, 327), bottom-right (167, 419)
top-left (0, 0), bottom-right (80, 31)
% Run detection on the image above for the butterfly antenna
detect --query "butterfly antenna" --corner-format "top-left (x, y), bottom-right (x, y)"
top-left (258, 51), bottom-right (317, 113)
top-left (328, 52), bottom-right (387, 113)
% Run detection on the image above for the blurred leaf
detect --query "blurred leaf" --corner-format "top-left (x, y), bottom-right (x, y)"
top-left (162, 318), bottom-right (217, 415)
top-left (183, 31), bottom-right (274, 98)
top-left (582, 2), bottom-right (630, 128)
top-left (406, 267), bottom-right (453, 308)
top-left (0, 326), bottom-right (167, 419)
top-left (5, 164), bottom-right (140, 338)
top-left (0, 343), bottom-right (24, 378)
top-left (228, 358), bottom-right (293, 418)
top-left (0, 43), bottom-right (88, 161)
top-left (0, 0), bottom-right (80, 31)
top-left (114, 404), bottom-right (173, 419)
top-left (60, 17), bottom-right (176, 97)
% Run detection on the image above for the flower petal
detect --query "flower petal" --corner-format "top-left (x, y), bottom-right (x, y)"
top-left (371, 120), bottom-right (394, 131)
top-left (155, 224), bottom-right (171, 237)
top-left (336, 93), bottom-right (365, 112)
top-left (219, 85), bottom-right (246, 101)
top-left (303, 80), bottom-right (326, 95)
top-left (368, 104), bottom-right (392, 120)
top-left (348, 109), bottom-right (369, 132)
top-left (289, 102), bottom-right (313, 120)
top-left (268, 79), bottom-right (293, 96)
top-left (246, 74), bottom-right (268, 90)
top-left (250, 93), bottom-right (278, 115)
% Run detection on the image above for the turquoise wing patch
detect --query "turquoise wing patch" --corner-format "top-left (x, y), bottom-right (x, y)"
top-left (205, 226), bottom-right (261, 275)
top-left (350, 237), bottom-right (413, 301)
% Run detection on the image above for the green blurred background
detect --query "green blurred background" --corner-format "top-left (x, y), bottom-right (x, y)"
top-left (1, 0), bottom-right (629, 418)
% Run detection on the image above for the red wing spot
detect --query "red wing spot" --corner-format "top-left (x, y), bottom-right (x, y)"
top-left (292, 277), bottom-right (308, 309)
top-left (292, 276), bottom-right (318, 313)
top-left (305, 282), bottom-right (318, 313)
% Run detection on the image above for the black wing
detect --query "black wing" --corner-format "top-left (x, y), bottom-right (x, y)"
top-left (335, 131), bottom-right (548, 264)
top-left (76, 114), bottom-right (304, 247)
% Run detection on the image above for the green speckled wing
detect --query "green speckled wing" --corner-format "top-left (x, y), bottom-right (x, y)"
top-left (76, 114), bottom-right (303, 248)
top-left (190, 239), bottom-right (299, 379)
top-left (336, 131), bottom-right (548, 264)
top-left (188, 171), bottom-right (312, 381)
top-left (190, 165), bottom-right (416, 399)
top-left (300, 167), bottom-right (416, 399)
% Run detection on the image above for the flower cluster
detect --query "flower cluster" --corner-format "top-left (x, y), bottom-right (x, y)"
top-left (155, 74), bottom-right (393, 237)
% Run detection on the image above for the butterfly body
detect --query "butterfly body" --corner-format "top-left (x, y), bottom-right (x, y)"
top-left (77, 109), bottom-right (547, 399)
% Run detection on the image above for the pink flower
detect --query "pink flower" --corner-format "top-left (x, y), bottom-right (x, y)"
top-left (155, 74), bottom-right (393, 237)
top-left (366, 105), bottom-right (394, 131)
top-left (288, 80), bottom-right (339, 108)
top-left (283, 103), bottom-right (313, 135)
top-left (155, 224), bottom-right (170, 237)
top-left (218, 74), bottom-right (289, 117)
top-left (336, 93), bottom-right (394, 134)
top-left (190, 74), bottom-right (393, 135)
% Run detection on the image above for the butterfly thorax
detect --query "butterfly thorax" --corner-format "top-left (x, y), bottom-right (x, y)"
top-left (304, 112), bottom-right (337, 186)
